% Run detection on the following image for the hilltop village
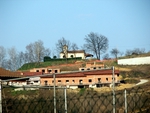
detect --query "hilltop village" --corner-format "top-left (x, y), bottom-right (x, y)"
top-left (0, 46), bottom-right (120, 89)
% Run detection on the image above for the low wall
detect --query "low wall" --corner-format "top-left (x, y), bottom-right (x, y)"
top-left (118, 56), bottom-right (150, 65)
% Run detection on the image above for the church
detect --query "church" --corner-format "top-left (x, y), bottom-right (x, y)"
top-left (59, 45), bottom-right (93, 59)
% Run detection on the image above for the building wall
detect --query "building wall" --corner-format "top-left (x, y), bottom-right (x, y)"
top-left (30, 68), bottom-right (60, 74)
top-left (60, 52), bottom-right (85, 59)
top-left (40, 74), bottom-right (119, 86)
top-left (118, 56), bottom-right (150, 65)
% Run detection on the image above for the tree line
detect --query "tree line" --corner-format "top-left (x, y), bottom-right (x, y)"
top-left (0, 32), bottom-right (147, 71)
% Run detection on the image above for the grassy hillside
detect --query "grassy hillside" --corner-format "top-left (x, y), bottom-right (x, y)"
top-left (18, 53), bottom-right (150, 84)
top-left (118, 52), bottom-right (150, 59)
top-left (18, 59), bottom-right (86, 71)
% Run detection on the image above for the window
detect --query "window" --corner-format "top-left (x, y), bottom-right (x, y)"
top-left (81, 69), bottom-right (84, 71)
top-left (42, 69), bottom-right (45, 73)
top-left (36, 70), bottom-right (39, 72)
top-left (70, 55), bottom-right (74, 58)
top-left (48, 70), bottom-right (52, 73)
top-left (79, 80), bottom-right (83, 84)
top-left (93, 67), bottom-right (96, 69)
top-left (72, 80), bottom-right (75, 83)
top-left (98, 78), bottom-right (101, 82)
top-left (52, 80), bottom-right (54, 83)
top-left (89, 79), bottom-right (92, 82)
top-left (55, 70), bottom-right (58, 73)
top-left (44, 81), bottom-right (48, 86)
top-left (106, 78), bottom-right (108, 81)
top-left (34, 81), bottom-right (39, 83)
top-left (58, 80), bottom-right (61, 83)
top-left (66, 80), bottom-right (69, 83)
top-left (87, 68), bottom-right (90, 70)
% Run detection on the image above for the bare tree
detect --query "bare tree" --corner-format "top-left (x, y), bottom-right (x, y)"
top-left (110, 48), bottom-right (120, 59)
top-left (18, 51), bottom-right (26, 68)
top-left (125, 49), bottom-right (132, 56)
top-left (0, 46), bottom-right (6, 67)
top-left (34, 40), bottom-right (45, 62)
top-left (103, 53), bottom-right (110, 60)
top-left (56, 37), bottom-right (71, 53)
top-left (84, 32), bottom-right (108, 60)
top-left (26, 43), bottom-right (35, 62)
top-left (132, 48), bottom-right (145, 55)
top-left (44, 48), bottom-right (51, 57)
top-left (7, 47), bottom-right (18, 71)
top-left (125, 48), bottom-right (145, 56)
top-left (71, 43), bottom-right (79, 58)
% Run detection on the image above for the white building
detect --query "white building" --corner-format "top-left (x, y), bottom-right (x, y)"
top-left (60, 45), bottom-right (93, 59)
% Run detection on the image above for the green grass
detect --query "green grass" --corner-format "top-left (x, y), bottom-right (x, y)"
top-left (18, 60), bottom-right (77, 71)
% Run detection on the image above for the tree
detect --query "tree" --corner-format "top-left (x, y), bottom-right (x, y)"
top-left (44, 48), bottom-right (51, 57)
top-left (110, 48), bottom-right (120, 59)
top-left (7, 47), bottom-right (18, 71)
top-left (0, 46), bottom-right (6, 67)
top-left (71, 43), bottom-right (79, 58)
top-left (56, 37), bottom-right (71, 53)
top-left (125, 49), bottom-right (132, 56)
top-left (18, 51), bottom-right (26, 68)
top-left (25, 40), bottom-right (50, 63)
top-left (84, 32), bottom-right (108, 60)
top-left (25, 43), bottom-right (35, 63)
top-left (103, 53), bottom-right (110, 60)
top-left (34, 40), bottom-right (45, 62)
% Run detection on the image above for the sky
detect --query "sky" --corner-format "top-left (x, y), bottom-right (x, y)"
top-left (0, 0), bottom-right (150, 58)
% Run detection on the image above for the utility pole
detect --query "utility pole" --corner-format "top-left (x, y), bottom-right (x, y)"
top-left (0, 80), bottom-right (2, 113)
top-left (53, 74), bottom-right (56, 113)
top-left (124, 89), bottom-right (127, 113)
top-left (64, 87), bottom-right (67, 113)
top-left (112, 66), bottom-right (115, 113)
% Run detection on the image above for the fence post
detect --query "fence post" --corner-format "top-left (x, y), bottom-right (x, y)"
top-left (112, 66), bottom-right (115, 113)
top-left (0, 79), bottom-right (2, 113)
top-left (53, 74), bottom-right (56, 113)
top-left (124, 89), bottom-right (127, 113)
top-left (64, 87), bottom-right (67, 113)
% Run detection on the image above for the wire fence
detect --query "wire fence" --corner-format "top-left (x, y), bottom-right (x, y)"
top-left (1, 85), bottom-right (150, 113)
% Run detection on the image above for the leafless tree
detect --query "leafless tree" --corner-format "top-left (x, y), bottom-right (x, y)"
top-left (18, 51), bottom-right (26, 68)
top-left (56, 37), bottom-right (71, 53)
top-left (26, 40), bottom-right (50, 62)
top-left (0, 46), bottom-right (6, 67)
top-left (71, 43), bottom-right (79, 58)
top-left (7, 47), bottom-right (18, 71)
top-left (26, 43), bottom-right (35, 62)
top-left (103, 53), bottom-right (110, 60)
top-left (44, 48), bottom-right (51, 57)
top-left (110, 48), bottom-right (120, 59)
top-left (34, 40), bottom-right (45, 62)
top-left (132, 48), bottom-right (145, 55)
top-left (125, 49), bottom-right (132, 56)
top-left (125, 48), bottom-right (145, 56)
top-left (84, 32), bottom-right (108, 60)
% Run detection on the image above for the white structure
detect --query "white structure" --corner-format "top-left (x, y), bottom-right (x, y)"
top-left (27, 77), bottom-right (40, 85)
top-left (60, 45), bottom-right (93, 59)
top-left (118, 56), bottom-right (150, 65)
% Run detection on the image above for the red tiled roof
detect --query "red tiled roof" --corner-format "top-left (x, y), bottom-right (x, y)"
top-left (0, 67), bottom-right (21, 77)
top-left (22, 72), bottom-right (43, 76)
top-left (41, 69), bottom-right (119, 78)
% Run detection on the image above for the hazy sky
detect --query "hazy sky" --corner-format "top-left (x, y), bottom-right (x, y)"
top-left (0, 0), bottom-right (150, 57)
